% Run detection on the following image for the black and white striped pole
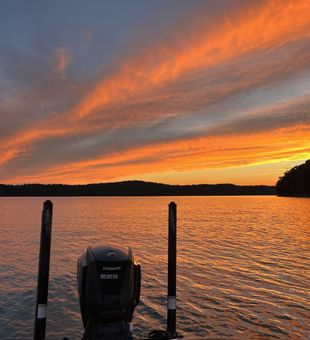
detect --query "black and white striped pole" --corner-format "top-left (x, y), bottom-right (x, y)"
top-left (34, 200), bottom-right (53, 340)
top-left (167, 202), bottom-right (177, 337)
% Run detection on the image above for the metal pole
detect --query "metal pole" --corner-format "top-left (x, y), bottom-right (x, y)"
top-left (34, 200), bottom-right (53, 340)
top-left (167, 202), bottom-right (177, 336)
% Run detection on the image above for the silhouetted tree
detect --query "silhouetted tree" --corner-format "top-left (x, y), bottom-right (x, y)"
top-left (276, 160), bottom-right (310, 197)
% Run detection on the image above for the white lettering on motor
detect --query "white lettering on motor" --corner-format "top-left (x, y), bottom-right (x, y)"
top-left (100, 273), bottom-right (119, 279)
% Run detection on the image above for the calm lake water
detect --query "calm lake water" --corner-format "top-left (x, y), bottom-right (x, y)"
top-left (0, 196), bottom-right (309, 339)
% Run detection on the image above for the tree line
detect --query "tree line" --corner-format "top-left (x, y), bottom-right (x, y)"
top-left (0, 181), bottom-right (275, 196)
top-left (276, 160), bottom-right (310, 197)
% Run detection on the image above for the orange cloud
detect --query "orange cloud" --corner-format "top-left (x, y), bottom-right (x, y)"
top-left (4, 123), bottom-right (309, 184)
top-left (73, 0), bottom-right (310, 119)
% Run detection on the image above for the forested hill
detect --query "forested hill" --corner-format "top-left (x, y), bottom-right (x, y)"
top-left (276, 160), bottom-right (310, 197)
top-left (0, 181), bottom-right (275, 196)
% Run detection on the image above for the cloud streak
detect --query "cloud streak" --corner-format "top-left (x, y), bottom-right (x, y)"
top-left (2, 96), bottom-right (309, 184)
top-left (53, 47), bottom-right (71, 77)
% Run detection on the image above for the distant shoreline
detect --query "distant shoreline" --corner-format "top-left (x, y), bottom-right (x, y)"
top-left (0, 180), bottom-right (276, 196)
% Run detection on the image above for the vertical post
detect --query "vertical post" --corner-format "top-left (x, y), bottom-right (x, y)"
top-left (167, 202), bottom-right (177, 336)
top-left (34, 200), bottom-right (53, 340)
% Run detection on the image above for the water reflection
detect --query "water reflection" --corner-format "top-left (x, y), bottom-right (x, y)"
top-left (0, 196), bottom-right (309, 339)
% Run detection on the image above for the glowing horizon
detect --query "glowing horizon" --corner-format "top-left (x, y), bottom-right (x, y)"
top-left (0, 0), bottom-right (309, 185)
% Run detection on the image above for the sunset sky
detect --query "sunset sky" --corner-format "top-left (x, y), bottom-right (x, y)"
top-left (0, 0), bottom-right (309, 185)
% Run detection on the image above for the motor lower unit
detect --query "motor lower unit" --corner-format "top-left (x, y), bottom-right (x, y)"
top-left (77, 245), bottom-right (141, 340)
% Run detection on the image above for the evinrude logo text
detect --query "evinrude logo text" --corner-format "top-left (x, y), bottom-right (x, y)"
top-left (102, 266), bottom-right (121, 271)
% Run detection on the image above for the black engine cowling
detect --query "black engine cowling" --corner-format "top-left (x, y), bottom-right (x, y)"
top-left (77, 245), bottom-right (141, 340)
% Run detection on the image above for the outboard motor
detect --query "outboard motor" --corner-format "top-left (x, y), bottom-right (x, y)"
top-left (77, 245), bottom-right (141, 340)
